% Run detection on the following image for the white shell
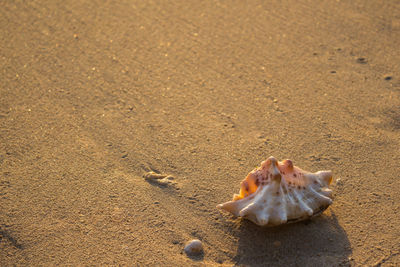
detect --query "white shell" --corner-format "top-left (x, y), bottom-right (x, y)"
top-left (217, 156), bottom-right (334, 226)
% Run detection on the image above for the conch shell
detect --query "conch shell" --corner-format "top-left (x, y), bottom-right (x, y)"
top-left (217, 156), bottom-right (334, 226)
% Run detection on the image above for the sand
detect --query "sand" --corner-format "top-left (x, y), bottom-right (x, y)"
top-left (1, 0), bottom-right (399, 266)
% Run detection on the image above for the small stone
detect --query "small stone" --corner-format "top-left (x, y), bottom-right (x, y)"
top-left (184, 239), bottom-right (203, 255)
top-left (273, 240), bottom-right (281, 247)
top-left (356, 57), bottom-right (367, 64)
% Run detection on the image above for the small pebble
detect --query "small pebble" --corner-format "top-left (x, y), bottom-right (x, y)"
top-left (273, 240), bottom-right (281, 247)
top-left (356, 57), bottom-right (367, 64)
top-left (184, 239), bottom-right (203, 255)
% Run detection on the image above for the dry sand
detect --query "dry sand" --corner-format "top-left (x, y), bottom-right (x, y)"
top-left (1, 0), bottom-right (399, 266)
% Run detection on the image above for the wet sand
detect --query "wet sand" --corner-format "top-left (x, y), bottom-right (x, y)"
top-left (1, 0), bottom-right (399, 266)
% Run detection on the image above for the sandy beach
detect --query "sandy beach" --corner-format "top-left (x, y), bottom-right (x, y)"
top-left (1, 0), bottom-right (399, 265)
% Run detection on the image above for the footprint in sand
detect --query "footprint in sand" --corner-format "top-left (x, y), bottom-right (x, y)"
top-left (143, 171), bottom-right (178, 187)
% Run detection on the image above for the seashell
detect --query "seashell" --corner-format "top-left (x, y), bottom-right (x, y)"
top-left (217, 156), bottom-right (334, 226)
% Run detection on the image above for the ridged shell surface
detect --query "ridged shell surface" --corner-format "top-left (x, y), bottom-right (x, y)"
top-left (217, 156), bottom-right (334, 226)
